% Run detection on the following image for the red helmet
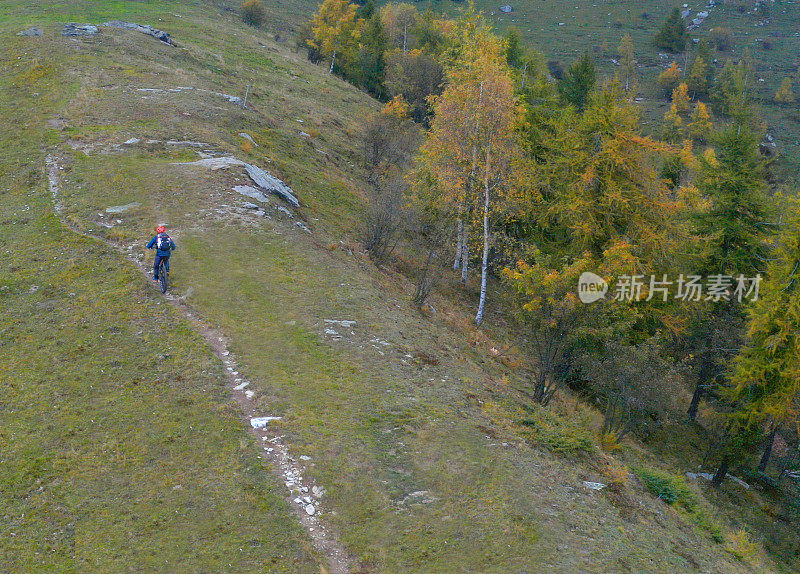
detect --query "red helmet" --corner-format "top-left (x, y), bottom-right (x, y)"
top-left (156, 225), bottom-right (166, 233)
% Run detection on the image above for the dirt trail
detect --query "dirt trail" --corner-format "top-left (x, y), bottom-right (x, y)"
top-left (46, 154), bottom-right (355, 574)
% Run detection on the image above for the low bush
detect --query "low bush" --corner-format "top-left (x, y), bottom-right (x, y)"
top-left (634, 467), bottom-right (724, 542)
top-left (242, 0), bottom-right (265, 27)
top-left (519, 404), bottom-right (595, 455)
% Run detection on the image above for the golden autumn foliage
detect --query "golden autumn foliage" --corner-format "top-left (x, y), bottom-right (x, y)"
top-left (774, 77), bottom-right (795, 104)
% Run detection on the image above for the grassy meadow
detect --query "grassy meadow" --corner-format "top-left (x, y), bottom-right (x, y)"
top-left (1, 0), bottom-right (798, 572)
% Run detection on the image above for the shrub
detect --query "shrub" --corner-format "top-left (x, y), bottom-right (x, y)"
top-left (242, 0), bottom-right (265, 27)
top-left (634, 467), bottom-right (724, 542)
top-left (519, 404), bottom-right (595, 455)
top-left (709, 27), bottom-right (733, 51)
top-left (724, 529), bottom-right (760, 563)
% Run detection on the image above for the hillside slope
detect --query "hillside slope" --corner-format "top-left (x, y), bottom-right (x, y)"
top-left (0, 1), bottom-right (795, 572)
top-left (261, 0), bottom-right (800, 182)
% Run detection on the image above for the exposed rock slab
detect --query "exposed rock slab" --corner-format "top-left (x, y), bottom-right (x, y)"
top-left (106, 202), bottom-right (140, 213)
top-left (103, 20), bottom-right (174, 45)
top-left (62, 24), bottom-right (99, 37)
top-left (245, 164), bottom-right (299, 208)
top-left (17, 27), bottom-right (42, 37)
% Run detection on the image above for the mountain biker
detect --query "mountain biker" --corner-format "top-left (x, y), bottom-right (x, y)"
top-left (146, 225), bottom-right (176, 283)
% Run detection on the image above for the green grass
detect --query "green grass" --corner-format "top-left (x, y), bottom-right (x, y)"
top-left (1, 1), bottom-right (796, 571)
top-left (0, 33), bottom-right (319, 572)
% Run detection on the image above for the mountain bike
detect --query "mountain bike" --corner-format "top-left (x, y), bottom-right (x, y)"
top-left (158, 258), bottom-right (169, 294)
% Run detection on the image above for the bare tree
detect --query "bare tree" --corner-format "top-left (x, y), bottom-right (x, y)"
top-left (362, 106), bottom-right (421, 263)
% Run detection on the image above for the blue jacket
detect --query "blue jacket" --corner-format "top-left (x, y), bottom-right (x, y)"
top-left (147, 233), bottom-right (176, 257)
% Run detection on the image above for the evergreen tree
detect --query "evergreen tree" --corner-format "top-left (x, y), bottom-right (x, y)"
top-left (504, 26), bottom-right (525, 69)
top-left (347, 14), bottom-right (388, 97)
top-left (557, 53), bottom-right (596, 111)
top-left (654, 7), bottom-right (689, 53)
top-left (685, 124), bottom-right (773, 421)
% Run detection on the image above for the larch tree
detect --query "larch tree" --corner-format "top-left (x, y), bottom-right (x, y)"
top-left (657, 61), bottom-right (682, 96)
top-left (672, 82), bottom-right (691, 115)
top-left (688, 101), bottom-right (713, 143)
top-left (685, 123), bottom-right (773, 422)
top-left (417, 9), bottom-right (522, 325)
top-left (714, 197), bottom-right (800, 485)
top-left (310, 0), bottom-right (363, 74)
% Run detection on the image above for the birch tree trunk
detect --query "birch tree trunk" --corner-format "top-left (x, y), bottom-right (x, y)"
top-left (475, 146), bottom-right (491, 326)
top-left (329, 50), bottom-right (336, 74)
top-left (460, 230), bottom-right (469, 284)
top-left (454, 218), bottom-right (463, 269)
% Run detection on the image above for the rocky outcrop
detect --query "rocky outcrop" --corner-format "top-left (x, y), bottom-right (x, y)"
top-left (62, 24), bottom-right (98, 37)
top-left (245, 164), bottom-right (299, 208)
top-left (17, 27), bottom-right (42, 37)
top-left (104, 21), bottom-right (174, 45)
top-left (178, 156), bottom-right (300, 207)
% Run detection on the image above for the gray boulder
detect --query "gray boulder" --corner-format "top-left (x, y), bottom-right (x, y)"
top-left (17, 27), bottom-right (42, 37)
top-left (62, 24), bottom-right (99, 37)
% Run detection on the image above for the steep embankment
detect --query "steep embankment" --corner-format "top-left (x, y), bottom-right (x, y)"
top-left (0, 1), bottom-right (790, 572)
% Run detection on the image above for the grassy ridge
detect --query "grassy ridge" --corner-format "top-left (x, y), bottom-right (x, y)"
top-left (0, 31), bottom-right (318, 572)
top-left (0, 1), bottom-right (793, 571)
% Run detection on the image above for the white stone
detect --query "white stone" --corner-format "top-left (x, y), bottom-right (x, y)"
top-left (250, 416), bottom-right (281, 429)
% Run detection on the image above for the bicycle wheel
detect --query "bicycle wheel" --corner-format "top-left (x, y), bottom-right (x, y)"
top-left (159, 260), bottom-right (168, 294)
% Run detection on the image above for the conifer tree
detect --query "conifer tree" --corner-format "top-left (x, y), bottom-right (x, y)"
top-left (654, 7), bottom-right (689, 53)
top-left (672, 82), bottom-right (691, 115)
top-left (689, 101), bottom-right (713, 143)
top-left (657, 62), bottom-right (682, 96)
top-left (557, 53), bottom-right (596, 111)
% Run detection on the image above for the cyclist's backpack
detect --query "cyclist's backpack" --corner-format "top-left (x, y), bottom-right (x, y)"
top-left (157, 234), bottom-right (172, 252)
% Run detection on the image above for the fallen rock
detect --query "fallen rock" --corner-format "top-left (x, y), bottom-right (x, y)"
top-left (241, 201), bottom-right (260, 210)
top-left (305, 504), bottom-right (316, 515)
top-left (103, 20), bottom-right (174, 45)
top-left (105, 202), bottom-right (140, 213)
top-left (245, 164), bottom-right (299, 208)
top-left (582, 481), bottom-right (607, 491)
top-left (62, 23), bottom-right (99, 37)
top-left (17, 27), bottom-right (42, 37)
top-left (250, 416), bottom-right (282, 429)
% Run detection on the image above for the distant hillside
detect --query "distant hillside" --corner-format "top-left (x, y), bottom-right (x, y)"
top-left (263, 0), bottom-right (800, 182)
